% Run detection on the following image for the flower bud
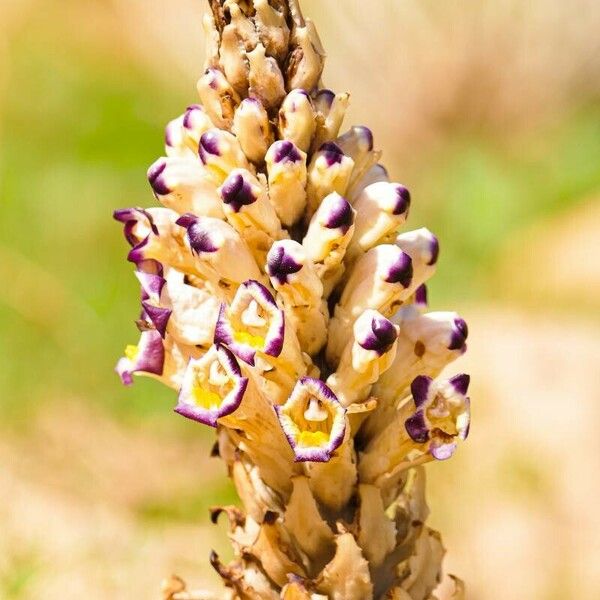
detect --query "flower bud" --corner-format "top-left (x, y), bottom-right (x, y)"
top-left (327, 310), bottom-right (399, 407)
top-left (165, 105), bottom-right (214, 158)
top-left (306, 142), bottom-right (355, 218)
top-left (312, 90), bottom-right (350, 151)
top-left (326, 244), bottom-right (413, 366)
top-left (395, 228), bottom-right (439, 294)
top-left (278, 89), bottom-right (316, 152)
top-left (176, 213), bottom-right (262, 288)
top-left (196, 67), bottom-right (240, 129)
top-left (233, 98), bottom-right (274, 164)
top-left (248, 43), bottom-right (286, 110)
top-left (266, 240), bottom-right (328, 355)
top-left (350, 163), bottom-right (390, 201)
top-left (198, 128), bottom-right (251, 185)
top-left (147, 157), bottom-right (224, 218)
top-left (345, 182), bottom-right (411, 264)
top-left (265, 140), bottom-right (308, 226)
top-left (286, 20), bottom-right (325, 92)
top-left (220, 169), bottom-right (284, 241)
top-left (335, 126), bottom-right (381, 192)
top-left (302, 192), bottom-right (356, 296)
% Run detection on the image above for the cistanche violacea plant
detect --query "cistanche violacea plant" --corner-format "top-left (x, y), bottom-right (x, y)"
top-left (114, 1), bottom-right (470, 598)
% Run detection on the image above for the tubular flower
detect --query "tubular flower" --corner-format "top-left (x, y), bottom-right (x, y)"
top-left (113, 2), bottom-right (472, 598)
top-left (404, 374), bottom-right (471, 460)
top-left (275, 377), bottom-right (346, 463)
top-left (176, 343), bottom-right (249, 427)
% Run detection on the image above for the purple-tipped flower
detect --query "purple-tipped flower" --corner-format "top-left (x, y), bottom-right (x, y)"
top-left (214, 280), bottom-right (285, 366)
top-left (448, 317), bottom-right (469, 352)
top-left (272, 140), bottom-right (303, 164)
top-left (313, 89), bottom-right (336, 113)
top-left (266, 242), bottom-right (303, 285)
top-left (197, 128), bottom-right (249, 184)
top-left (220, 171), bottom-right (257, 212)
top-left (134, 261), bottom-right (165, 302)
top-left (175, 344), bottom-right (249, 427)
top-left (384, 248), bottom-right (413, 287)
top-left (116, 330), bottom-right (165, 386)
top-left (141, 302), bottom-right (172, 338)
top-left (395, 228), bottom-right (440, 294)
top-left (323, 193), bottom-right (355, 232)
top-left (147, 160), bottom-right (170, 196)
top-left (319, 142), bottom-right (345, 166)
top-left (405, 374), bottom-right (471, 460)
top-left (113, 207), bottom-right (158, 247)
top-left (275, 377), bottom-right (347, 462)
top-left (357, 313), bottom-right (399, 355)
top-left (176, 214), bottom-right (220, 254)
top-left (337, 125), bottom-right (374, 154)
top-left (414, 284), bottom-right (429, 310)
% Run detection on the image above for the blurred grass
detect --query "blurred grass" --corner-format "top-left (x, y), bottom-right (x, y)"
top-left (1, 3), bottom-right (599, 425)
top-left (0, 2), bottom-right (600, 599)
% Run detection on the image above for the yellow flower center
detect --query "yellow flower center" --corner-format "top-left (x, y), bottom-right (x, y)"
top-left (234, 331), bottom-right (265, 349)
top-left (298, 430), bottom-right (329, 447)
top-left (192, 385), bottom-right (223, 410)
top-left (125, 344), bottom-right (139, 361)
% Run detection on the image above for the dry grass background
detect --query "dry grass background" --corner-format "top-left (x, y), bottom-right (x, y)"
top-left (1, 1), bottom-right (599, 598)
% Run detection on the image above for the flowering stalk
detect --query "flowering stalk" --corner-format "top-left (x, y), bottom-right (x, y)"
top-left (114, 2), bottom-right (471, 598)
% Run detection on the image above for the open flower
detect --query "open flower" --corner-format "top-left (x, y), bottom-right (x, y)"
top-left (275, 377), bottom-right (347, 462)
top-left (116, 329), bottom-right (165, 386)
top-left (215, 280), bottom-right (285, 366)
top-left (405, 374), bottom-right (471, 460)
top-left (175, 344), bottom-right (249, 427)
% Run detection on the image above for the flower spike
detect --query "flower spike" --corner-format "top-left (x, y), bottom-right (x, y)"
top-left (113, 2), bottom-right (474, 595)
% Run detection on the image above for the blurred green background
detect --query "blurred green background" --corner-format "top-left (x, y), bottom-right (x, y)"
top-left (1, 1), bottom-right (599, 599)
